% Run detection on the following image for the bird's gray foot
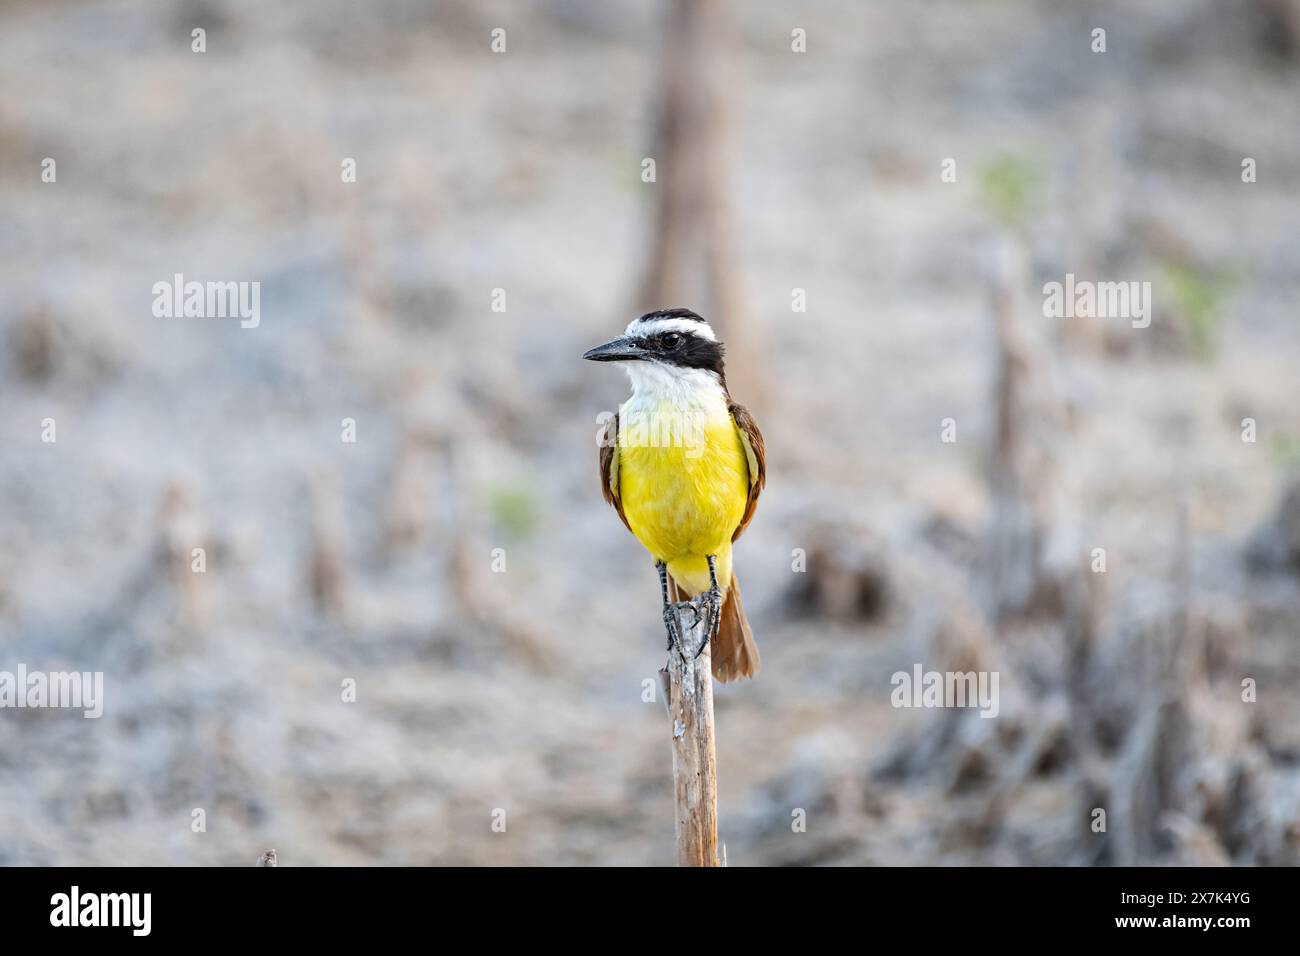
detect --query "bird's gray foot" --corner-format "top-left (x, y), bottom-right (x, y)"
top-left (662, 601), bottom-right (685, 652)
top-left (694, 555), bottom-right (723, 659)
top-left (656, 561), bottom-right (692, 653)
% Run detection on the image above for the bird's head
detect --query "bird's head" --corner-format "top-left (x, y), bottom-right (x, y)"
top-left (582, 309), bottom-right (725, 389)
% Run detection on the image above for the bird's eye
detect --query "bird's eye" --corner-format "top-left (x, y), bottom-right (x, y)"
top-left (662, 332), bottom-right (683, 349)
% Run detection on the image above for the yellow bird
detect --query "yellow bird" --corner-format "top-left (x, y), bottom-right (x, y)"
top-left (584, 308), bottom-right (765, 681)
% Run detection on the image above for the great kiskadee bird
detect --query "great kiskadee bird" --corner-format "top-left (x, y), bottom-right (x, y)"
top-left (583, 308), bottom-right (765, 681)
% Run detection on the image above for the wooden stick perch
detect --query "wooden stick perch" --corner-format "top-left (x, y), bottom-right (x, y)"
top-left (658, 593), bottom-right (720, 867)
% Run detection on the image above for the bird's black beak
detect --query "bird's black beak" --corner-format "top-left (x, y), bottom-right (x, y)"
top-left (582, 335), bottom-right (646, 362)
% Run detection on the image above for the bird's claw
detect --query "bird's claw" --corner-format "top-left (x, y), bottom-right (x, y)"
top-left (663, 601), bottom-right (689, 652)
top-left (693, 588), bottom-right (722, 660)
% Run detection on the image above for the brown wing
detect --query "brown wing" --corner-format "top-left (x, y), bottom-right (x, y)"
top-left (729, 401), bottom-right (766, 542)
top-left (599, 411), bottom-right (631, 532)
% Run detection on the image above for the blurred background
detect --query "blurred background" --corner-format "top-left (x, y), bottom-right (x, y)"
top-left (2, 0), bottom-right (1299, 865)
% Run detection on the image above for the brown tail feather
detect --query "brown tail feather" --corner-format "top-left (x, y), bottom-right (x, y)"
top-left (714, 573), bottom-right (760, 682)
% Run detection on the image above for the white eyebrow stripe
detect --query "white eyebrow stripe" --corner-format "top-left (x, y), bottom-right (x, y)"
top-left (625, 317), bottom-right (717, 342)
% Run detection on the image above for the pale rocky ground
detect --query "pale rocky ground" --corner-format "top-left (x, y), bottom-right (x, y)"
top-left (1, 0), bottom-right (1298, 865)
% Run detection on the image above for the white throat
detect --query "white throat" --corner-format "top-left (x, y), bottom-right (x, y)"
top-left (622, 361), bottom-right (728, 415)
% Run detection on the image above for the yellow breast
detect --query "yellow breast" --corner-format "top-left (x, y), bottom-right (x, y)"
top-left (617, 401), bottom-right (749, 594)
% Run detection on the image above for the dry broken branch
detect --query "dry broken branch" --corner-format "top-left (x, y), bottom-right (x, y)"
top-left (660, 596), bottom-right (720, 867)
